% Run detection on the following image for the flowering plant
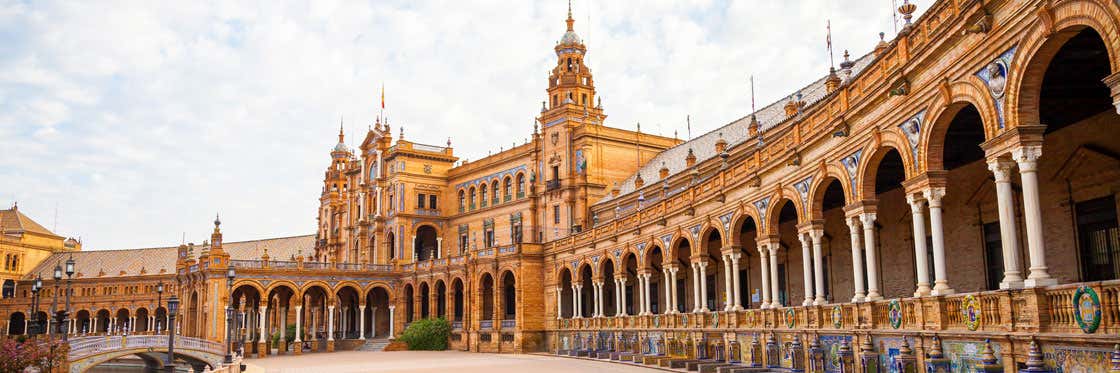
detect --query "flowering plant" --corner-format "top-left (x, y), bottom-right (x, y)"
top-left (0, 338), bottom-right (66, 372)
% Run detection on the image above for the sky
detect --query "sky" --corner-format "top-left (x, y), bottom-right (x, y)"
top-left (0, 0), bottom-right (932, 250)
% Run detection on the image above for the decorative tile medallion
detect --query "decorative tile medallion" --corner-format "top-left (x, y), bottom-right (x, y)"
top-left (887, 299), bottom-right (903, 329)
top-left (831, 305), bottom-right (842, 329)
top-left (785, 308), bottom-right (795, 329)
top-left (962, 295), bottom-right (981, 331)
top-left (1073, 285), bottom-right (1101, 334)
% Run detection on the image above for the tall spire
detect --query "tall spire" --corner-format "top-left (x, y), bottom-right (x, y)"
top-left (566, 0), bottom-right (575, 31)
top-left (338, 116), bottom-right (345, 143)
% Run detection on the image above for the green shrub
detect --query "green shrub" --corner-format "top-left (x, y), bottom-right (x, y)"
top-left (398, 318), bottom-right (451, 350)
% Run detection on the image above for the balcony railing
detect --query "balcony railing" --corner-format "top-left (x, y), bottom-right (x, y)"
top-left (480, 320), bottom-right (494, 330)
top-left (500, 320), bottom-right (515, 329)
top-left (546, 179), bottom-right (560, 191)
top-left (549, 280), bottom-right (1120, 337)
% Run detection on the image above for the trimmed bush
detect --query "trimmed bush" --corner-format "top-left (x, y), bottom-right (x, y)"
top-left (398, 318), bottom-right (451, 350)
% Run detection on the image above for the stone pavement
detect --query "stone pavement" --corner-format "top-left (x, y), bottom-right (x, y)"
top-left (245, 350), bottom-right (663, 373)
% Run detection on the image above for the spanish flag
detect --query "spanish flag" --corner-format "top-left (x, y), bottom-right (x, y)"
top-left (381, 83), bottom-right (385, 109)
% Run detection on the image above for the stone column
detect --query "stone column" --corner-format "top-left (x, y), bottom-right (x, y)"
top-left (907, 194), bottom-right (932, 297)
top-left (594, 281), bottom-right (603, 317)
top-left (619, 277), bottom-right (629, 316)
top-left (358, 305), bottom-right (366, 340)
top-left (642, 274), bottom-right (652, 315)
top-left (722, 254), bottom-right (734, 311)
top-left (691, 263), bottom-right (701, 313)
top-left (258, 306), bottom-right (267, 357)
top-left (731, 252), bottom-right (743, 310)
top-left (572, 284), bottom-right (582, 318)
top-left (860, 213), bottom-right (883, 301)
top-left (669, 267), bottom-right (680, 313)
top-left (758, 244), bottom-right (771, 309)
top-left (556, 286), bottom-right (563, 319)
top-left (1014, 146), bottom-right (1056, 287)
top-left (388, 305), bottom-right (395, 338)
top-left (799, 233), bottom-right (814, 306)
top-left (294, 306), bottom-right (302, 343)
top-left (768, 245), bottom-right (781, 307)
top-left (988, 158), bottom-right (1024, 289)
top-left (925, 188), bottom-right (954, 295)
top-left (846, 217), bottom-right (866, 302)
top-left (663, 267), bottom-right (674, 314)
top-left (436, 237), bottom-right (443, 259)
top-left (327, 305), bottom-right (335, 341)
top-left (698, 261), bottom-right (710, 312)
top-left (810, 229), bottom-right (826, 305)
top-left (370, 307), bottom-right (377, 338)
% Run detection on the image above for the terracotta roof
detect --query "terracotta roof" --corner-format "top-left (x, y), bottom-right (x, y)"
top-left (23, 234), bottom-right (316, 280)
top-left (598, 52), bottom-right (876, 203)
top-left (0, 208), bottom-right (61, 238)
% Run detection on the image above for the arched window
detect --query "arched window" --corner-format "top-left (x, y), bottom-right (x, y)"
top-left (503, 177), bottom-right (512, 202)
top-left (491, 180), bottom-right (499, 205)
top-left (469, 187), bottom-right (477, 210)
top-left (480, 184), bottom-right (488, 208)
top-left (457, 190), bottom-right (466, 213)
top-left (516, 173), bottom-right (525, 198)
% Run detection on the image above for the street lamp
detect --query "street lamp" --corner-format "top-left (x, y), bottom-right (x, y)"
top-left (50, 262), bottom-right (61, 341)
top-left (63, 255), bottom-right (74, 341)
top-left (224, 266), bottom-right (236, 364)
top-left (30, 276), bottom-right (42, 335)
top-left (156, 282), bottom-right (164, 334)
top-left (165, 295), bottom-right (179, 373)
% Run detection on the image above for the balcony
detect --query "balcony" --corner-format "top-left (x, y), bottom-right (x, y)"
top-left (416, 208), bottom-right (440, 216)
top-left (546, 179), bottom-right (561, 191)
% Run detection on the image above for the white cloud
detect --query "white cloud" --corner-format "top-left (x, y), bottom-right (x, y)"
top-left (0, 0), bottom-right (932, 250)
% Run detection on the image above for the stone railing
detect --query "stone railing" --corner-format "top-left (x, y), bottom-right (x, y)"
top-left (68, 335), bottom-right (222, 361)
top-left (552, 280), bottom-right (1120, 338)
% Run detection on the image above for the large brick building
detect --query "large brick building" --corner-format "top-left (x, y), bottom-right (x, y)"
top-left (4, 0), bottom-right (1120, 371)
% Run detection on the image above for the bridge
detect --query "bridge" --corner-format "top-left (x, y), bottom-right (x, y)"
top-left (67, 335), bottom-right (225, 373)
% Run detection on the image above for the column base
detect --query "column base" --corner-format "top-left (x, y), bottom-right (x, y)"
top-left (865, 292), bottom-right (884, 301)
top-left (278, 341), bottom-right (287, 355)
top-left (732, 306), bottom-right (744, 311)
top-left (1024, 277), bottom-right (1057, 288)
top-left (913, 284), bottom-right (931, 298)
top-left (326, 340), bottom-right (335, 352)
top-left (311, 340), bottom-right (319, 352)
top-left (813, 298), bottom-right (826, 306)
top-left (999, 280), bottom-right (1024, 290)
top-left (931, 285), bottom-right (955, 296)
top-left (851, 294), bottom-right (865, 303)
top-left (294, 341), bottom-right (302, 355)
top-left (256, 343), bottom-right (266, 358)
top-left (802, 299), bottom-right (813, 307)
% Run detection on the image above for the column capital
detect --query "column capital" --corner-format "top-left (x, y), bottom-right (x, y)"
top-left (388, 305), bottom-right (396, 311)
top-left (904, 192), bottom-right (922, 210)
top-left (796, 220), bottom-right (824, 235)
top-left (986, 157), bottom-right (1016, 182)
top-left (1103, 69), bottom-right (1120, 114)
top-left (859, 212), bottom-right (877, 226)
top-left (922, 187), bottom-right (946, 207)
top-left (1012, 145), bottom-right (1043, 171)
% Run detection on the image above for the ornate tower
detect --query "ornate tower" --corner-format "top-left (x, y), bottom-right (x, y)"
top-left (536, 2), bottom-right (608, 240)
top-left (318, 123), bottom-right (354, 262)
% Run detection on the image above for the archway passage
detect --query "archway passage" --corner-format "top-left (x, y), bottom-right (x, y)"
top-left (500, 271), bottom-right (516, 322)
top-left (646, 246), bottom-right (665, 314)
top-left (435, 280), bottom-right (447, 319)
top-left (736, 217), bottom-right (758, 309)
top-left (415, 226), bottom-right (439, 261)
top-left (75, 310), bottom-right (91, 335)
top-left (1031, 27), bottom-right (1120, 282)
top-left (774, 199), bottom-right (797, 307)
top-left (578, 265), bottom-right (594, 317)
top-left (403, 284), bottom-right (415, 323)
top-left (336, 286), bottom-right (360, 339)
top-left (558, 268), bottom-right (573, 318)
top-left (703, 229), bottom-right (724, 311)
top-left (8, 312), bottom-right (25, 335)
top-left (365, 287), bottom-right (392, 338)
top-left (674, 239), bottom-right (692, 313)
top-left (452, 279), bottom-right (465, 322)
top-left (419, 282), bottom-right (431, 319)
top-left (480, 274), bottom-right (495, 323)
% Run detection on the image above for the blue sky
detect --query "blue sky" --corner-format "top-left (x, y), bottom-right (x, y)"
top-left (0, 0), bottom-right (931, 250)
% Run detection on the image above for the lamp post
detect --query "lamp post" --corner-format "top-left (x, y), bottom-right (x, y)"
top-left (50, 263), bottom-right (61, 341)
top-left (30, 276), bottom-right (42, 335)
top-left (63, 255), bottom-right (74, 341)
top-left (156, 282), bottom-right (164, 334)
top-left (224, 266), bottom-right (236, 364)
top-left (165, 295), bottom-right (179, 373)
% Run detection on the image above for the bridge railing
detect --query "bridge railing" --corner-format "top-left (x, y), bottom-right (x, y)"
top-left (69, 335), bottom-right (224, 361)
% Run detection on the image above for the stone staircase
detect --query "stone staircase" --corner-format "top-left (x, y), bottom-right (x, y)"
top-left (357, 338), bottom-right (391, 352)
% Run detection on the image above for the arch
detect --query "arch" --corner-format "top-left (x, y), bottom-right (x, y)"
top-left (362, 282), bottom-right (396, 302)
top-left (364, 286), bottom-right (393, 338)
top-left (1008, 0), bottom-right (1120, 130)
top-left (923, 79), bottom-right (1002, 172)
top-left (596, 255), bottom-right (618, 279)
top-left (231, 280), bottom-right (266, 296)
top-left (263, 280), bottom-right (298, 298)
top-left (479, 272), bottom-right (495, 321)
top-left (556, 267), bottom-right (573, 319)
top-left (515, 172), bottom-right (527, 198)
top-left (95, 309), bottom-right (111, 333)
top-left (810, 165), bottom-right (851, 220)
top-left (450, 277), bottom-right (465, 322)
top-left (299, 280), bottom-right (332, 296)
top-left (414, 224), bottom-right (439, 261)
top-left (479, 183), bottom-right (489, 207)
top-left (666, 233), bottom-right (692, 261)
top-left (503, 175), bottom-right (513, 201)
top-left (577, 261), bottom-right (594, 280)
top-left (730, 209), bottom-right (763, 247)
top-left (433, 279), bottom-right (447, 319)
top-left (468, 186), bottom-right (477, 210)
top-left (857, 143), bottom-right (913, 200)
top-left (490, 179), bottom-right (500, 204)
top-left (500, 270), bottom-right (517, 320)
top-left (402, 283), bottom-right (415, 323)
top-left (8, 312), bottom-right (25, 335)
top-left (74, 310), bottom-right (92, 334)
top-left (698, 223), bottom-right (727, 249)
top-left (387, 231), bottom-right (397, 260)
top-left (766, 197), bottom-right (801, 235)
top-left (457, 189), bottom-right (466, 212)
top-left (135, 308), bottom-right (150, 332)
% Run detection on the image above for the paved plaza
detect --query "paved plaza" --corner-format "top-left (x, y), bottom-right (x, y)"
top-left (246, 351), bottom-right (660, 373)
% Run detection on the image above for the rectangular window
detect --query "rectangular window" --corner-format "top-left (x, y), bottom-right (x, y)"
top-left (1077, 195), bottom-right (1119, 281)
top-left (429, 195), bottom-right (437, 210)
top-left (982, 222), bottom-right (1004, 290)
top-left (553, 205), bottom-right (561, 224)
top-left (581, 93), bottom-right (587, 106)
top-left (417, 194), bottom-right (425, 209)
